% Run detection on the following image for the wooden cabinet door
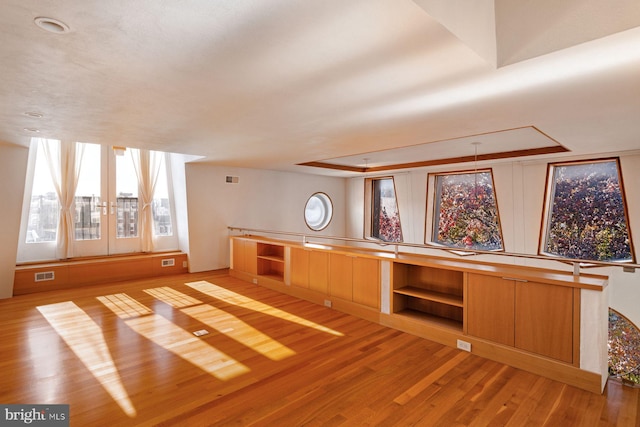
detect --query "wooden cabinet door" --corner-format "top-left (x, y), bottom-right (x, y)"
top-left (290, 248), bottom-right (309, 288)
top-left (467, 274), bottom-right (515, 346)
top-left (353, 257), bottom-right (379, 309)
top-left (515, 281), bottom-right (573, 363)
top-left (232, 239), bottom-right (256, 274)
top-left (329, 253), bottom-right (353, 301)
top-left (309, 251), bottom-right (329, 294)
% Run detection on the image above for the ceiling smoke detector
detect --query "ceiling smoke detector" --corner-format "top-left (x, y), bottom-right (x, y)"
top-left (34, 17), bottom-right (70, 34)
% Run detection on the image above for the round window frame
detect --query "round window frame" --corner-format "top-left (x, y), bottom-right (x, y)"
top-left (304, 192), bottom-right (333, 231)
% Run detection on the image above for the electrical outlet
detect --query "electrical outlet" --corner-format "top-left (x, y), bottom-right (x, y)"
top-left (252, 278), bottom-right (258, 284)
top-left (324, 299), bottom-right (332, 308)
top-left (456, 339), bottom-right (471, 352)
top-left (182, 260), bottom-right (188, 268)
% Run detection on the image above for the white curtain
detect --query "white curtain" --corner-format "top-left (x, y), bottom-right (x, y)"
top-left (42, 140), bottom-right (84, 259)
top-left (131, 149), bottom-right (163, 252)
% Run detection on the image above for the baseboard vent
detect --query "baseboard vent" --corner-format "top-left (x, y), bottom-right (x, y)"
top-left (161, 258), bottom-right (175, 267)
top-left (35, 271), bottom-right (55, 282)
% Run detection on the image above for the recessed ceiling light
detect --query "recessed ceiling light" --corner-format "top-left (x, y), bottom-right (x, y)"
top-left (24, 112), bottom-right (43, 118)
top-left (23, 128), bottom-right (40, 133)
top-left (34, 17), bottom-right (70, 34)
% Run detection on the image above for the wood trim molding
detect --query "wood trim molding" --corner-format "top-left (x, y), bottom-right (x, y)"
top-left (300, 146), bottom-right (569, 173)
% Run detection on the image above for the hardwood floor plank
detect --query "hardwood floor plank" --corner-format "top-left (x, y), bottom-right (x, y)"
top-left (0, 271), bottom-right (637, 426)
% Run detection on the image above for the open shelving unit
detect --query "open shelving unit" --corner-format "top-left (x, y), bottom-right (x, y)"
top-left (392, 262), bottom-right (464, 331)
top-left (256, 242), bottom-right (285, 282)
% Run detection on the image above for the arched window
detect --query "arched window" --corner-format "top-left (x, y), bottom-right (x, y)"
top-left (541, 158), bottom-right (634, 263)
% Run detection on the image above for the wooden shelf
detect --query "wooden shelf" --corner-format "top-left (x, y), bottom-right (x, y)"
top-left (258, 273), bottom-right (284, 283)
top-left (394, 309), bottom-right (463, 332)
top-left (394, 286), bottom-right (463, 307)
top-left (257, 255), bottom-right (284, 263)
top-left (392, 263), bottom-right (464, 327)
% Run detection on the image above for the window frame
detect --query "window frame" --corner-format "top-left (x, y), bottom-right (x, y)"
top-left (427, 168), bottom-right (504, 253)
top-left (304, 192), bottom-right (333, 231)
top-left (364, 176), bottom-right (403, 243)
top-left (17, 140), bottom-right (179, 262)
top-left (538, 157), bottom-right (636, 264)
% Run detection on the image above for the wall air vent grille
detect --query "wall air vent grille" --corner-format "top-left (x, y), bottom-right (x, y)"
top-left (35, 271), bottom-right (55, 282)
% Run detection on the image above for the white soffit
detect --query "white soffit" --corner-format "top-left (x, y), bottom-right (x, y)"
top-left (305, 126), bottom-right (564, 171)
top-left (413, 0), bottom-right (640, 67)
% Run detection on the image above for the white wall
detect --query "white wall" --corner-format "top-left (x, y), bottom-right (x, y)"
top-left (185, 164), bottom-right (346, 272)
top-left (346, 152), bottom-right (640, 327)
top-left (170, 153), bottom-right (202, 257)
top-left (0, 143), bottom-right (29, 299)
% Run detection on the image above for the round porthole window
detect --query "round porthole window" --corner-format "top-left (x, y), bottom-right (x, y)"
top-left (304, 192), bottom-right (333, 231)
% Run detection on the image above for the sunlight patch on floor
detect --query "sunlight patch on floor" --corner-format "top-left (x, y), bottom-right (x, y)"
top-left (145, 287), bottom-right (296, 361)
top-left (97, 293), bottom-right (153, 319)
top-left (98, 293), bottom-right (250, 380)
top-left (36, 301), bottom-right (137, 417)
top-left (185, 281), bottom-right (344, 337)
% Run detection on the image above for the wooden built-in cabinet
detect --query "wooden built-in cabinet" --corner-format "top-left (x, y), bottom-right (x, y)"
top-left (392, 263), bottom-right (464, 331)
top-left (467, 274), bottom-right (515, 346)
top-left (352, 256), bottom-right (380, 309)
top-left (467, 273), bottom-right (576, 364)
top-left (231, 238), bottom-right (257, 275)
top-left (256, 242), bottom-right (285, 282)
top-left (329, 253), bottom-right (353, 301)
top-left (290, 247), bottom-right (329, 293)
top-left (514, 280), bottom-right (575, 364)
top-left (329, 254), bottom-right (380, 309)
top-left (229, 236), bottom-right (608, 393)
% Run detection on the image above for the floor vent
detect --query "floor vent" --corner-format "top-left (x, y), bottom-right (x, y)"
top-left (161, 258), bottom-right (175, 267)
top-left (35, 271), bottom-right (55, 282)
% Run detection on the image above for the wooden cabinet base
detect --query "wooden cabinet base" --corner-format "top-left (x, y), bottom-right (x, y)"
top-left (14, 252), bottom-right (189, 295)
top-left (229, 236), bottom-right (607, 395)
top-left (231, 268), bottom-right (380, 324)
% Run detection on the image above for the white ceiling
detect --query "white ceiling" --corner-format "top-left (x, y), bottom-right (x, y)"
top-left (1, 1), bottom-right (639, 176)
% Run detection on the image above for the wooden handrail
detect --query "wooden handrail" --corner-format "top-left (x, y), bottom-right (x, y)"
top-left (227, 226), bottom-right (639, 272)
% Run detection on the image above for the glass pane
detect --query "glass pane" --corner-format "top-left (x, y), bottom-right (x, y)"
top-left (116, 150), bottom-right (138, 238)
top-left (151, 152), bottom-right (173, 236)
top-left (75, 143), bottom-right (101, 240)
top-left (433, 171), bottom-right (503, 250)
top-left (372, 178), bottom-right (402, 242)
top-left (26, 139), bottom-right (59, 243)
top-left (544, 160), bottom-right (632, 261)
top-left (609, 308), bottom-right (640, 385)
top-left (305, 193), bottom-right (332, 231)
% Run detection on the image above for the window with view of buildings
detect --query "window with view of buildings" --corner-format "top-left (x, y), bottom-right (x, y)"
top-left (542, 159), bottom-right (633, 262)
top-left (432, 170), bottom-right (503, 251)
top-left (20, 138), bottom-right (176, 261)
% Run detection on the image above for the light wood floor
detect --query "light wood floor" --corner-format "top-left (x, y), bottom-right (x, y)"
top-left (0, 270), bottom-right (637, 426)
